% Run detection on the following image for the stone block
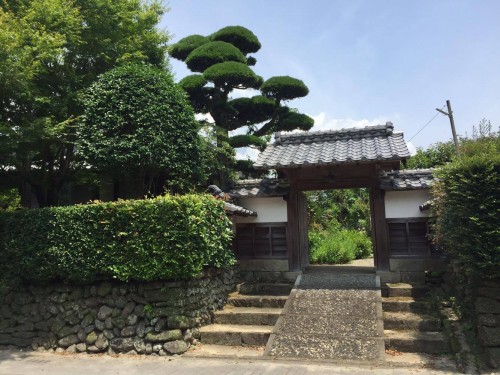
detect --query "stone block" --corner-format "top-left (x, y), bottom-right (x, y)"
top-left (0, 334), bottom-right (12, 345)
top-left (150, 307), bottom-right (177, 318)
top-left (477, 287), bottom-right (500, 301)
top-left (400, 271), bottom-right (426, 285)
top-left (114, 296), bottom-right (128, 308)
top-left (238, 259), bottom-right (289, 272)
top-left (476, 297), bottom-right (500, 314)
top-left (95, 319), bottom-right (105, 331)
top-left (97, 282), bottom-right (112, 297)
top-left (377, 271), bottom-right (401, 284)
top-left (163, 340), bottom-right (188, 354)
top-left (253, 271), bottom-right (282, 282)
top-left (121, 302), bottom-right (136, 317)
top-left (97, 305), bottom-right (113, 320)
top-left (478, 326), bottom-right (500, 346)
top-left (120, 326), bottom-right (136, 337)
top-left (111, 316), bottom-right (127, 329)
top-left (133, 339), bottom-right (146, 353)
top-left (481, 279), bottom-right (500, 289)
top-left (143, 288), bottom-right (184, 302)
top-left (12, 331), bottom-right (36, 339)
top-left (109, 337), bottom-right (135, 352)
top-left (95, 333), bottom-right (109, 350)
top-left (126, 314), bottom-right (138, 326)
top-left (81, 314), bottom-right (94, 328)
top-left (86, 345), bottom-right (101, 353)
top-left (167, 315), bottom-right (195, 329)
top-left (486, 347), bottom-right (500, 369)
top-left (86, 331), bottom-right (98, 345)
top-left (389, 258), bottom-right (448, 272)
top-left (57, 325), bottom-right (75, 339)
top-left (154, 318), bottom-right (167, 332)
top-left (145, 329), bottom-right (182, 342)
top-left (282, 272), bottom-right (301, 283)
top-left (58, 334), bottom-right (79, 347)
top-left (478, 314), bottom-right (500, 327)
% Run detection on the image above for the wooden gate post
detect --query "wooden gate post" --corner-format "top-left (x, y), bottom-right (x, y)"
top-left (370, 184), bottom-right (390, 271)
top-left (287, 186), bottom-right (301, 271)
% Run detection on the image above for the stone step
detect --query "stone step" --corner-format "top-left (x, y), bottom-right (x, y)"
top-left (214, 307), bottom-right (282, 326)
top-left (227, 294), bottom-right (288, 308)
top-left (236, 282), bottom-right (293, 296)
top-left (382, 297), bottom-right (430, 313)
top-left (267, 334), bottom-right (386, 360)
top-left (384, 351), bottom-right (457, 371)
top-left (383, 311), bottom-right (441, 332)
top-left (305, 265), bottom-right (376, 274)
top-left (185, 344), bottom-right (265, 358)
top-left (199, 324), bottom-right (272, 346)
top-left (382, 283), bottom-right (432, 299)
top-left (384, 330), bottom-right (450, 354)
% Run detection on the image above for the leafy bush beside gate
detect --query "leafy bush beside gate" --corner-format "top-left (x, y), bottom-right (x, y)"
top-left (433, 132), bottom-right (500, 277)
top-left (0, 195), bottom-right (235, 284)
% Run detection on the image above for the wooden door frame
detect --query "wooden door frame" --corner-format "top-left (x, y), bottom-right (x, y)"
top-left (283, 164), bottom-right (391, 271)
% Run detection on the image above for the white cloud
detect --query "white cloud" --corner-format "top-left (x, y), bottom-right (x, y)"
top-left (229, 88), bottom-right (260, 100)
top-left (195, 113), bottom-right (214, 123)
top-left (309, 112), bottom-right (392, 132)
top-left (235, 147), bottom-right (260, 161)
top-left (406, 142), bottom-right (417, 156)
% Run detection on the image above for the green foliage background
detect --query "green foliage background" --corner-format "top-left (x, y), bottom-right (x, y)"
top-left (306, 189), bottom-right (373, 264)
top-left (0, 0), bottom-right (169, 206)
top-left (0, 195), bottom-right (235, 284)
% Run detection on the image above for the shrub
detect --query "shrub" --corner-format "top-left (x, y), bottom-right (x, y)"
top-left (0, 194), bottom-right (234, 284)
top-left (433, 150), bottom-right (500, 277)
top-left (79, 64), bottom-right (205, 197)
top-left (0, 188), bottom-right (20, 211)
top-left (309, 227), bottom-right (372, 264)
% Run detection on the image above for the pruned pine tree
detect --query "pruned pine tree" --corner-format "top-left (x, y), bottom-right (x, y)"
top-left (169, 26), bottom-right (314, 186)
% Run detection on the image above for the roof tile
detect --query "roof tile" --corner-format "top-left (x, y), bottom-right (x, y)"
top-left (254, 123), bottom-right (410, 169)
top-left (380, 169), bottom-right (436, 190)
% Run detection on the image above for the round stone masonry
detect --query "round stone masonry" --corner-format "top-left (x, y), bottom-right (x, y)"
top-left (0, 268), bottom-right (236, 356)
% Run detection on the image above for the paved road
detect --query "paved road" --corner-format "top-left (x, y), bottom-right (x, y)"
top-left (0, 350), bottom-right (460, 375)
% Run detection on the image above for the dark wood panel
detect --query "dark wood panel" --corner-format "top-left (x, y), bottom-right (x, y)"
top-left (235, 223), bottom-right (288, 259)
top-left (387, 219), bottom-right (432, 257)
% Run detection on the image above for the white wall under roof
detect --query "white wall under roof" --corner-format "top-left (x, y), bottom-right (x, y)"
top-left (236, 197), bottom-right (287, 223)
top-left (385, 190), bottom-right (431, 219)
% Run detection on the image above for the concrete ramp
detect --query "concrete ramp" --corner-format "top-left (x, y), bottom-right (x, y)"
top-left (265, 269), bottom-right (385, 361)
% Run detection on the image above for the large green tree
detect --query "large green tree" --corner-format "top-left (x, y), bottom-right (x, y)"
top-left (169, 26), bottom-right (314, 186)
top-left (405, 141), bottom-right (456, 169)
top-left (79, 64), bottom-right (204, 198)
top-left (0, 0), bottom-right (169, 207)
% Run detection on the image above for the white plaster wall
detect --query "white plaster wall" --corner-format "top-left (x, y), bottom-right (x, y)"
top-left (236, 197), bottom-right (288, 223)
top-left (385, 190), bottom-right (431, 218)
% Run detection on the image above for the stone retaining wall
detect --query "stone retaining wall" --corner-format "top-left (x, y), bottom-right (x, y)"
top-left (0, 268), bottom-right (236, 356)
top-left (450, 263), bottom-right (500, 368)
top-left (474, 278), bottom-right (500, 368)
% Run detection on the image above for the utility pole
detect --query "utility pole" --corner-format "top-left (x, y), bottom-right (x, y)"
top-left (436, 100), bottom-right (460, 155)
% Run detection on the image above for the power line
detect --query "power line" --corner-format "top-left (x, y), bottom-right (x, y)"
top-left (408, 105), bottom-right (446, 142)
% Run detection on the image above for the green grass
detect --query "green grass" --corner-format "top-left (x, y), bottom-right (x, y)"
top-left (309, 228), bottom-right (372, 264)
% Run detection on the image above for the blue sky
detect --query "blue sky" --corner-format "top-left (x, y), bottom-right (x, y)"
top-left (160, 0), bottom-right (500, 155)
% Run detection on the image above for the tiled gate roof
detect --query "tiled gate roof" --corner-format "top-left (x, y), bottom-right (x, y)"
top-left (254, 122), bottom-right (410, 169)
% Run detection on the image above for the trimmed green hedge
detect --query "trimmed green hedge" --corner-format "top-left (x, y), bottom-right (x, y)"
top-left (433, 152), bottom-right (500, 277)
top-left (0, 195), bottom-right (235, 284)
